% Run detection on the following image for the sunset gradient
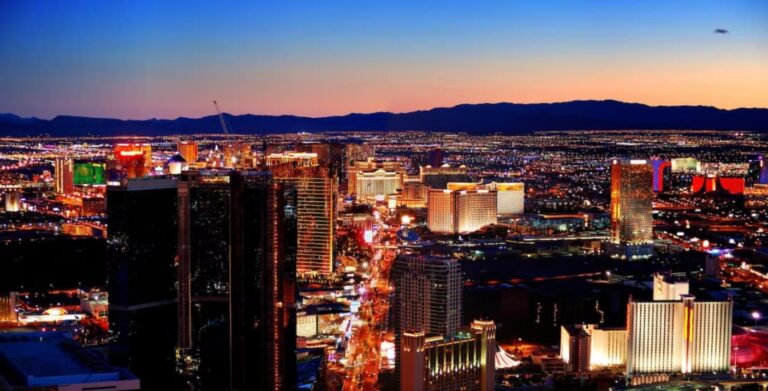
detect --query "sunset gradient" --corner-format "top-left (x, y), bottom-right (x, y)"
top-left (1, 0), bottom-right (767, 119)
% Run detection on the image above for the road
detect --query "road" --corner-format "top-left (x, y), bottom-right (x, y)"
top-left (342, 221), bottom-right (398, 391)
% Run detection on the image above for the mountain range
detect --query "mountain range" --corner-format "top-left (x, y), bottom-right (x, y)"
top-left (2, 100), bottom-right (767, 136)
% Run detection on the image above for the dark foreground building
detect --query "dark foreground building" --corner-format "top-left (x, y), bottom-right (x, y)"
top-left (108, 171), bottom-right (297, 391)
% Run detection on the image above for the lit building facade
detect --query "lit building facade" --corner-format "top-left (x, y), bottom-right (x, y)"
top-left (626, 295), bottom-right (732, 382)
top-left (355, 168), bottom-right (402, 201)
top-left (177, 141), bottom-right (199, 164)
top-left (347, 158), bottom-right (405, 195)
top-left (392, 254), bottom-right (463, 385)
top-left (266, 152), bottom-right (319, 168)
top-left (427, 189), bottom-right (497, 234)
top-left (271, 164), bottom-right (335, 276)
top-left (401, 179), bottom-right (429, 208)
top-left (55, 157), bottom-right (75, 194)
top-left (560, 324), bottom-right (626, 371)
top-left (3, 191), bottom-right (20, 212)
top-left (401, 320), bottom-right (496, 391)
top-left (488, 182), bottom-right (524, 215)
top-left (653, 273), bottom-right (690, 301)
top-left (609, 159), bottom-right (654, 259)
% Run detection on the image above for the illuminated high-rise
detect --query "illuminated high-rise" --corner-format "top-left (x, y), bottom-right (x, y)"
top-left (270, 164), bottom-right (335, 276)
top-left (427, 188), bottom-right (497, 234)
top-left (177, 141), bottom-right (199, 164)
top-left (355, 168), bottom-right (402, 201)
top-left (400, 320), bottom-right (496, 391)
top-left (54, 157), bottom-right (75, 194)
top-left (488, 182), bottom-right (524, 215)
top-left (347, 158), bottom-right (404, 195)
top-left (626, 293), bottom-right (732, 384)
top-left (3, 191), bottom-right (21, 212)
top-left (560, 324), bottom-right (626, 371)
top-left (609, 159), bottom-right (654, 259)
top-left (392, 253), bottom-right (462, 386)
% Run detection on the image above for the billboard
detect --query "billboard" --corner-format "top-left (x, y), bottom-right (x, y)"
top-left (73, 162), bottom-right (106, 185)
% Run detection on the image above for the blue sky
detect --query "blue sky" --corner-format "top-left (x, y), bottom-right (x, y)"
top-left (1, 0), bottom-right (766, 119)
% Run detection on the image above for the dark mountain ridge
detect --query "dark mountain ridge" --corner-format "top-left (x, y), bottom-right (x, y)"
top-left (2, 100), bottom-right (767, 136)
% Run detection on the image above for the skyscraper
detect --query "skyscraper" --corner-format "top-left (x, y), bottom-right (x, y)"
top-left (175, 170), bottom-right (297, 391)
top-left (107, 176), bottom-right (179, 390)
top-left (270, 164), bottom-right (335, 276)
top-left (427, 188), bottom-right (497, 234)
top-left (400, 319), bottom-right (496, 391)
top-left (177, 141), bottom-right (199, 164)
top-left (392, 253), bottom-right (462, 385)
top-left (488, 182), bottom-right (525, 215)
top-left (54, 157), bottom-right (74, 194)
top-left (609, 159), bottom-right (654, 259)
top-left (229, 171), bottom-right (297, 391)
top-left (626, 295), bottom-right (732, 384)
top-left (355, 168), bottom-right (402, 201)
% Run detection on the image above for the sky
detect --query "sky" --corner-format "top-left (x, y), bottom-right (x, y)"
top-left (1, 0), bottom-right (767, 119)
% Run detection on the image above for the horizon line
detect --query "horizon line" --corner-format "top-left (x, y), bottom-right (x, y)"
top-left (4, 98), bottom-right (768, 122)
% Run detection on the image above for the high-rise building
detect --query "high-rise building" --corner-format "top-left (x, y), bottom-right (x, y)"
top-left (177, 141), bottom-right (199, 164)
top-left (392, 253), bottom-right (463, 385)
top-left (609, 159), bottom-right (654, 259)
top-left (427, 188), bottom-right (497, 234)
top-left (355, 168), bottom-right (402, 201)
top-left (54, 157), bottom-right (75, 194)
top-left (651, 159), bottom-right (672, 193)
top-left (488, 182), bottom-right (525, 215)
top-left (626, 295), bottom-right (732, 383)
top-left (400, 320), bottom-right (496, 391)
top-left (560, 324), bottom-right (626, 371)
top-left (111, 143), bottom-right (152, 179)
top-left (653, 273), bottom-right (689, 301)
top-left (420, 164), bottom-right (471, 189)
top-left (270, 164), bottom-right (335, 276)
top-left (176, 170), bottom-right (297, 391)
top-left (560, 325), bottom-right (591, 373)
top-left (3, 191), bottom-right (20, 212)
top-left (296, 142), bottom-right (345, 178)
top-left (347, 158), bottom-right (405, 195)
top-left (107, 176), bottom-right (179, 390)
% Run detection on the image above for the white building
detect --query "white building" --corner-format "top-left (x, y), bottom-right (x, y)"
top-left (355, 168), bottom-right (402, 201)
top-left (488, 182), bottom-right (524, 215)
top-left (627, 295), bottom-right (732, 381)
top-left (653, 273), bottom-right (690, 301)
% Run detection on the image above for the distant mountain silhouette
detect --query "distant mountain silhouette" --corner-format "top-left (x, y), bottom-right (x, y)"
top-left (2, 100), bottom-right (767, 136)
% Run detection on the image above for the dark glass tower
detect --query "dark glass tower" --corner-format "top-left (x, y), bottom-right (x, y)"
top-left (177, 170), bottom-right (297, 391)
top-left (106, 177), bottom-right (179, 390)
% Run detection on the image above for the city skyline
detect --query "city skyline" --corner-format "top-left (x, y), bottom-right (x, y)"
top-left (2, 1), bottom-right (768, 119)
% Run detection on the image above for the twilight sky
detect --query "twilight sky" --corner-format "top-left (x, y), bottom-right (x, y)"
top-left (1, 0), bottom-right (767, 119)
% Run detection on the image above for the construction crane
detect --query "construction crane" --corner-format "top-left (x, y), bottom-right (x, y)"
top-left (213, 100), bottom-right (231, 135)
